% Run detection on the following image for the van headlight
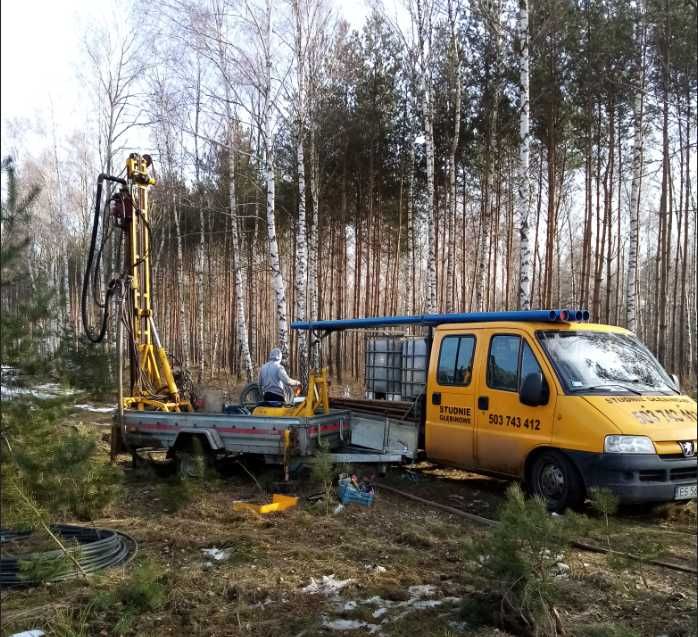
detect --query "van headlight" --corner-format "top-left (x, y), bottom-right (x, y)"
top-left (604, 435), bottom-right (655, 454)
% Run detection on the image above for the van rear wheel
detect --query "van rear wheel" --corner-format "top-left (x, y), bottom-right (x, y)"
top-left (530, 450), bottom-right (584, 513)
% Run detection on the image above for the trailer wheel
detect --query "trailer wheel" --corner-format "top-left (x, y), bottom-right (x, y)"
top-left (175, 452), bottom-right (208, 479)
top-left (529, 450), bottom-right (584, 512)
top-left (172, 435), bottom-right (213, 479)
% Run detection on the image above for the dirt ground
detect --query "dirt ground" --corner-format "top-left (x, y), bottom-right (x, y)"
top-left (1, 408), bottom-right (697, 637)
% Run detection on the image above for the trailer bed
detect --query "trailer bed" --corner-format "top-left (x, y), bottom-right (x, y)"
top-left (122, 407), bottom-right (419, 464)
top-left (122, 409), bottom-right (351, 460)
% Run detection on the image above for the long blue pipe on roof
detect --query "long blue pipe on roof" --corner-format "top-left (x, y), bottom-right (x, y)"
top-left (291, 309), bottom-right (589, 331)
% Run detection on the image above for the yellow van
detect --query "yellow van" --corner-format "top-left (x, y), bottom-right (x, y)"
top-left (425, 321), bottom-right (697, 511)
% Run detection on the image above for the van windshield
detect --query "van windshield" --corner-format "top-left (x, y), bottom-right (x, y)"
top-left (536, 330), bottom-right (677, 395)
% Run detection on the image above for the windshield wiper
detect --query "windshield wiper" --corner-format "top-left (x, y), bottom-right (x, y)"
top-left (625, 377), bottom-right (680, 395)
top-left (574, 383), bottom-right (643, 395)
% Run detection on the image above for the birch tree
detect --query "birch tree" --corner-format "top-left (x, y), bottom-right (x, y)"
top-left (308, 129), bottom-right (320, 369)
top-left (194, 65), bottom-right (207, 382)
top-left (445, 0), bottom-right (461, 312)
top-left (150, 74), bottom-right (190, 368)
top-left (227, 123), bottom-right (254, 380)
top-left (292, 0), bottom-right (309, 384)
top-left (516, 0), bottom-right (532, 309)
top-left (475, 0), bottom-right (502, 312)
top-left (626, 5), bottom-right (646, 334)
top-left (414, 0), bottom-right (437, 314)
top-left (261, 0), bottom-right (290, 359)
top-left (206, 1), bottom-right (255, 379)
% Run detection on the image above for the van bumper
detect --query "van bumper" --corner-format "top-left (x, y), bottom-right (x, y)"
top-left (566, 451), bottom-right (697, 504)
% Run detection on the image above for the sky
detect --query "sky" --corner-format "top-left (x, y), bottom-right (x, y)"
top-left (0, 0), bottom-right (372, 160)
top-left (1, 1), bottom-right (98, 152)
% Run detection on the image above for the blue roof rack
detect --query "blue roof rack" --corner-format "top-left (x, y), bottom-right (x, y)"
top-left (291, 309), bottom-right (590, 331)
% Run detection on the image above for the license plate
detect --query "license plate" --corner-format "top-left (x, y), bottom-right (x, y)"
top-left (675, 485), bottom-right (697, 500)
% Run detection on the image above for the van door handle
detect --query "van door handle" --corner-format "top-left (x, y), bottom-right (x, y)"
top-left (432, 392), bottom-right (441, 405)
top-left (478, 396), bottom-right (489, 410)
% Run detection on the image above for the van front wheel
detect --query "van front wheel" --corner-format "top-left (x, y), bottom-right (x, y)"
top-left (529, 450), bottom-right (584, 512)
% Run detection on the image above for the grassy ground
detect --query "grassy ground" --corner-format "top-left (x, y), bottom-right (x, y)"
top-left (1, 409), bottom-right (696, 637)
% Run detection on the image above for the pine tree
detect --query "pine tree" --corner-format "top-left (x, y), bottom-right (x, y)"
top-left (0, 157), bottom-right (50, 372)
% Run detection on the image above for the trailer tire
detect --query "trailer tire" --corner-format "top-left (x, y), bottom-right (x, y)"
top-left (529, 449), bottom-right (585, 513)
top-left (172, 434), bottom-right (214, 479)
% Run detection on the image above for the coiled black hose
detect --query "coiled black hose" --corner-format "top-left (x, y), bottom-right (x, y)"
top-left (81, 173), bottom-right (126, 343)
top-left (0, 524), bottom-right (137, 587)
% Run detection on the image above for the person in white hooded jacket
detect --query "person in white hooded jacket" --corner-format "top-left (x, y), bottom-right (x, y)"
top-left (258, 348), bottom-right (301, 403)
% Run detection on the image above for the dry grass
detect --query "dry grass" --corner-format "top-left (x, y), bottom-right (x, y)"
top-left (2, 415), bottom-right (696, 637)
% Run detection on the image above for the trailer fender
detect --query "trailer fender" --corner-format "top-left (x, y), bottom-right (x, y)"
top-left (173, 429), bottom-right (224, 452)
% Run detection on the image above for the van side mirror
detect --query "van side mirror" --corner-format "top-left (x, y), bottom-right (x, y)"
top-left (671, 374), bottom-right (680, 391)
top-left (520, 372), bottom-right (548, 406)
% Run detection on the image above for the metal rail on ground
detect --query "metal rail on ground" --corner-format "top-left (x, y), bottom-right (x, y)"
top-left (376, 482), bottom-right (697, 576)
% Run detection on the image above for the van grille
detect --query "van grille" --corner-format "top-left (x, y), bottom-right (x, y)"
top-left (638, 470), bottom-right (666, 482)
top-left (670, 467), bottom-right (697, 482)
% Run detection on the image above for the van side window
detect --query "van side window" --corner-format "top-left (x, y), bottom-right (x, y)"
top-left (488, 335), bottom-right (520, 391)
top-left (520, 341), bottom-right (542, 389)
top-left (437, 335), bottom-right (475, 386)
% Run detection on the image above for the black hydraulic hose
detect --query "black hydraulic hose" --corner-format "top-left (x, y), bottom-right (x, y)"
top-left (81, 173), bottom-right (126, 343)
top-left (0, 524), bottom-right (137, 587)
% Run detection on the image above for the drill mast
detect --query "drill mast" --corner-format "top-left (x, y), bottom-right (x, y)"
top-left (83, 153), bottom-right (191, 413)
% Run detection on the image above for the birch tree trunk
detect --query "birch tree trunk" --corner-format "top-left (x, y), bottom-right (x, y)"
top-left (192, 62), bottom-right (206, 382)
top-left (407, 142), bottom-right (417, 314)
top-left (262, 0), bottom-right (290, 359)
top-left (211, 4), bottom-right (253, 378)
top-left (308, 127), bottom-right (320, 370)
top-left (293, 0), bottom-right (309, 385)
top-left (516, 0), bottom-right (532, 310)
top-left (476, 2), bottom-right (501, 311)
top-left (416, 0), bottom-right (437, 314)
top-left (172, 192), bottom-right (189, 367)
top-left (228, 125), bottom-right (254, 381)
top-left (445, 0), bottom-right (461, 312)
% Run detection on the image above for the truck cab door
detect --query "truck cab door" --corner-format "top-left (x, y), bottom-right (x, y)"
top-left (474, 332), bottom-right (556, 476)
top-left (425, 331), bottom-right (477, 467)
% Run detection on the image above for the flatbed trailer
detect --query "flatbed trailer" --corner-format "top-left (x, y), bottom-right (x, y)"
top-left (121, 407), bottom-right (419, 466)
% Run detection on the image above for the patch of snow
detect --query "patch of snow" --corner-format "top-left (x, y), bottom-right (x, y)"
top-left (372, 607), bottom-right (388, 618)
top-left (302, 574), bottom-right (354, 596)
top-left (364, 564), bottom-right (386, 573)
top-left (440, 596), bottom-right (462, 604)
top-left (343, 601), bottom-right (358, 611)
top-left (407, 584), bottom-right (437, 598)
top-left (9, 631), bottom-right (45, 637)
top-left (322, 619), bottom-right (380, 633)
top-left (411, 599), bottom-right (444, 609)
top-left (1, 382), bottom-right (76, 401)
top-left (554, 562), bottom-right (570, 578)
top-left (448, 621), bottom-right (469, 633)
top-left (1, 365), bottom-right (19, 380)
top-left (201, 547), bottom-right (231, 561)
top-left (74, 403), bottom-right (114, 413)
top-left (361, 595), bottom-right (392, 607)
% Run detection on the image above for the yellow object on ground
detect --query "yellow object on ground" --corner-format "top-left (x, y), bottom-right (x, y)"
top-left (233, 494), bottom-right (299, 515)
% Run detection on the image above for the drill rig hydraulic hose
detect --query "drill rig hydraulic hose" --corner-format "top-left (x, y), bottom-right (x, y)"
top-left (81, 173), bottom-right (127, 343)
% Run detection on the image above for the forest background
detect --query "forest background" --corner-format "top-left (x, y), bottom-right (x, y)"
top-left (1, 0), bottom-right (696, 393)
